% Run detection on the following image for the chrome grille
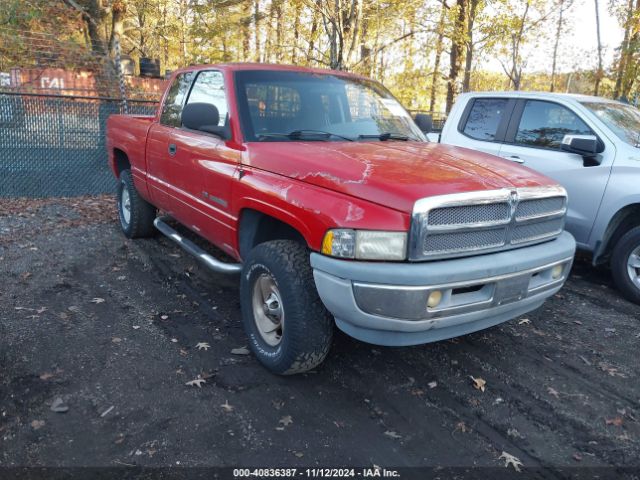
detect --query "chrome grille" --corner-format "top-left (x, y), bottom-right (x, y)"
top-left (516, 197), bottom-right (565, 220)
top-left (428, 203), bottom-right (511, 226)
top-left (409, 186), bottom-right (567, 261)
top-left (512, 217), bottom-right (564, 244)
top-left (423, 228), bottom-right (507, 254)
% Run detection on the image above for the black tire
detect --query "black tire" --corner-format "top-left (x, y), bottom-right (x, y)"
top-left (117, 169), bottom-right (156, 239)
top-left (240, 240), bottom-right (333, 375)
top-left (610, 226), bottom-right (640, 305)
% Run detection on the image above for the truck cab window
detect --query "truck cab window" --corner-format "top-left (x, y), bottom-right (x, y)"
top-left (185, 71), bottom-right (228, 126)
top-left (515, 100), bottom-right (592, 149)
top-left (462, 98), bottom-right (508, 141)
top-left (159, 72), bottom-right (194, 127)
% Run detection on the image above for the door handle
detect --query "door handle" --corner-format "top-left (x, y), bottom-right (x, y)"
top-left (168, 143), bottom-right (177, 156)
top-left (505, 155), bottom-right (524, 164)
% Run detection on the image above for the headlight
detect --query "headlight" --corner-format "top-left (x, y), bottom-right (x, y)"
top-left (321, 229), bottom-right (407, 260)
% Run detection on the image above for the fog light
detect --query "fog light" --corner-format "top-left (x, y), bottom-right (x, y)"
top-left (427, 290), bottom-right (443, 309)
top-left (551, 264), bottom-right (564, 279)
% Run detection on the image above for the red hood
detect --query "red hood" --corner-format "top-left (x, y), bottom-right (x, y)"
top-left (245, 141), bottom-right (557, 213)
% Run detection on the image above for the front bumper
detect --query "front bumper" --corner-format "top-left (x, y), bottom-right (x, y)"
top-left (311, 231), bottom-right (576, 346)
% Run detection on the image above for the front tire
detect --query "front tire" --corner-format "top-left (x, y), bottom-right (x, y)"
top-left (117, 169), bottom-right (156, 239)
top-left (240, 240), bottom-right (333, 375)
top-left (611, 226), bottom-right (640, 305)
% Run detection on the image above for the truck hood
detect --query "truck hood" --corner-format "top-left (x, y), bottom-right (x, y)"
top-left (245, 141), bottom-right (556, 213)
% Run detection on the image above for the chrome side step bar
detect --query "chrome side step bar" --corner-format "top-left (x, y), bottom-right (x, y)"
top-left (153, 217), bottom-right (242, 274)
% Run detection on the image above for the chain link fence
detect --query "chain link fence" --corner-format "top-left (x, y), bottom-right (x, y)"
top-left (0, 27), bottom-right (162, 198)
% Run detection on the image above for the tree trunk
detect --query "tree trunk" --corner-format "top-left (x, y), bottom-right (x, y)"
top-left (429, 2), bottom-right (446, 113)
top-left (614, 0), bottom-right (637, 99)
top-left (242, 0), bottom-right (251, 61)
top-left (594, 0), bottom-right (603, 95)
top-left (446, 0), bottom-right (466, 114)
top-left (108, 0), bottom-right (127, 57)
top-left (83, 0), bottom-right (109, 56)
top-left (462, 0), bottom-right (479, 93)
top-left (550, 0), bottom-right (565, 92)
top-left (254, 0), bottom-right (261, 62)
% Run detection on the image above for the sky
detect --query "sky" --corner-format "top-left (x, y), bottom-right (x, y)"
top-left (484, 0), bottom-right (624, 73)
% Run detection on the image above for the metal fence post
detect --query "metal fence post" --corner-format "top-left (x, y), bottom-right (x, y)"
top-left (113, 37), bottom-right (128, 114)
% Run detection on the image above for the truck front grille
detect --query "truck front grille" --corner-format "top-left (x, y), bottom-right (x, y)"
top-left (408, 186), bottom-right (567, 261)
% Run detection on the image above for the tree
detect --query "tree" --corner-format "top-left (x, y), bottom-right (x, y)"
top-left (594, 0), bottom-right (603, 95)
top-left (446, 0), bottom-right (466, 113)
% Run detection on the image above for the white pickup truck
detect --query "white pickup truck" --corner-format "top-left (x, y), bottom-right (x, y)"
top-left (419, 92), bottom-right (640, 304)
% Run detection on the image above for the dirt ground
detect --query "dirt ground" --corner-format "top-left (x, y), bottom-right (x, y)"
top-left (1, 196), bottom-right (639, 475)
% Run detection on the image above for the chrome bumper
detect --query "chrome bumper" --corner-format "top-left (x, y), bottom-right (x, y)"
top-left (310, 231), bottom-right (576, 346)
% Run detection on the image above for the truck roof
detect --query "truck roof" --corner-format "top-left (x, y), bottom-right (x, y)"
top-left (171, 62), bottom-right (368, 81)
top-left (457, 91), bottom-right (624, 105)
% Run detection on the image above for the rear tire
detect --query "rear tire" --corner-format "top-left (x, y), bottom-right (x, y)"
top-left (610, 226), bottom-right (640, 305)
top-left (117, 169), bottom-right (156, 239)
top-left (240, 240), bottom-right (333, 375)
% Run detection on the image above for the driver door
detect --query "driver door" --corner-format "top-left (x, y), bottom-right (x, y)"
top-left (498, 99), bottom-right (614, 246)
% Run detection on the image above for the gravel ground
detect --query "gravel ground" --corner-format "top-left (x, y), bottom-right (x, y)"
top-left (0, 196), bottom-right (639, 476)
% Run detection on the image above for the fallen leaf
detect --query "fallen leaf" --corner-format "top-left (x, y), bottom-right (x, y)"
top-left (112, 337), bottom-right (122, 344)
top-left (196, 342), bottom-right (210, 351)
top-left (220, 400), bottom-right (234, 412)
top-left (427, 381), bottom-right (437, 389)
top-left (454, 421), bottom-right (469, 433)
top-left (573, 453), bottom-right (582, 462)
top-left (547, 387), bottom-right (560, 399)
top-left (50, 397), bottom-right (69, 413)
top-left (518, 318), bottom-right (531, 325)
top-left (160, 315), bottom-right (169, 320)
top-left (30, 420), bottom-right (45, 430)
top-left (36, 307), bottom-right (47, 314)
top-left (279, 415), bottom-right (293, 427)
top-left (507, 428), bottom-right (524, 439)
top-left (294, 452), bottom-right (304, 458)
top-left (384, 430), bottom-right (402, 439)
top-left (171, 338), bottom-right (178, 343)
top-left (39, 372), bottom-right (54, 380)
top-left (91, 298), bottom-right (105, 304)
top-left (499, 451), bottom-right (523, 472)
top-left (470, 376), bottom-right (486, 392)
top-left (605, 417), bottom-right (623, 427)
top-left (132, 325), bottom-right (140, 330)
top-left (231, 347), bottom-right (250, 355)
top-left (186, 378), bottom-right (206, 388)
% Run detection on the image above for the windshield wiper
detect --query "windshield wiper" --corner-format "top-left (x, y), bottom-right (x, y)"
top-left (257, 129), bottom-right (353, 141)
top-left (357, 132), bottom-right (414, 141)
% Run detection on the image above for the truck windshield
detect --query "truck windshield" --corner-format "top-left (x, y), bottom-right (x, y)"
top-left (581, 101), bottom-right (640, 148)
top-left (234, 70), bottom-right (425, 142)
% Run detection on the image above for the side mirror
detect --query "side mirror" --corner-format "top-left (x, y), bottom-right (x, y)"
top-left (561, 134), bottom-right (599, 158)
top-left (182, 102), bottom-right (228, 139)
top-left (414, 113), bottom-right (433, 134)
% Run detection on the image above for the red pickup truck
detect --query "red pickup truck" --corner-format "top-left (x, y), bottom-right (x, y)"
top-left (106, 63), bottom-right (576, 374)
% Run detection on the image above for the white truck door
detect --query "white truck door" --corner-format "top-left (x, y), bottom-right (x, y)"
top-left (498, 99), bottom-right (614, 246)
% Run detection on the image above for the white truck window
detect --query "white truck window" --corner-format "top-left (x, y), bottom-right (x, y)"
top-left (462, 98), bottom-right (509, 141)
top-left (515, 100), bottom-right (591, 149)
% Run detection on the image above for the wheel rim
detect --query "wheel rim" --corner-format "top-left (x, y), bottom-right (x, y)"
top-left (251, 273), bottom-right (284, 347)
top-left (120, 183), bottom-right (131, 227)
top-left (626, 246), bottom-right (640, 289)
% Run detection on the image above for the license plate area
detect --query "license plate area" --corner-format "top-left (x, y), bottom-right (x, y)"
top-left (493, 274), bottom-right (530, 306)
